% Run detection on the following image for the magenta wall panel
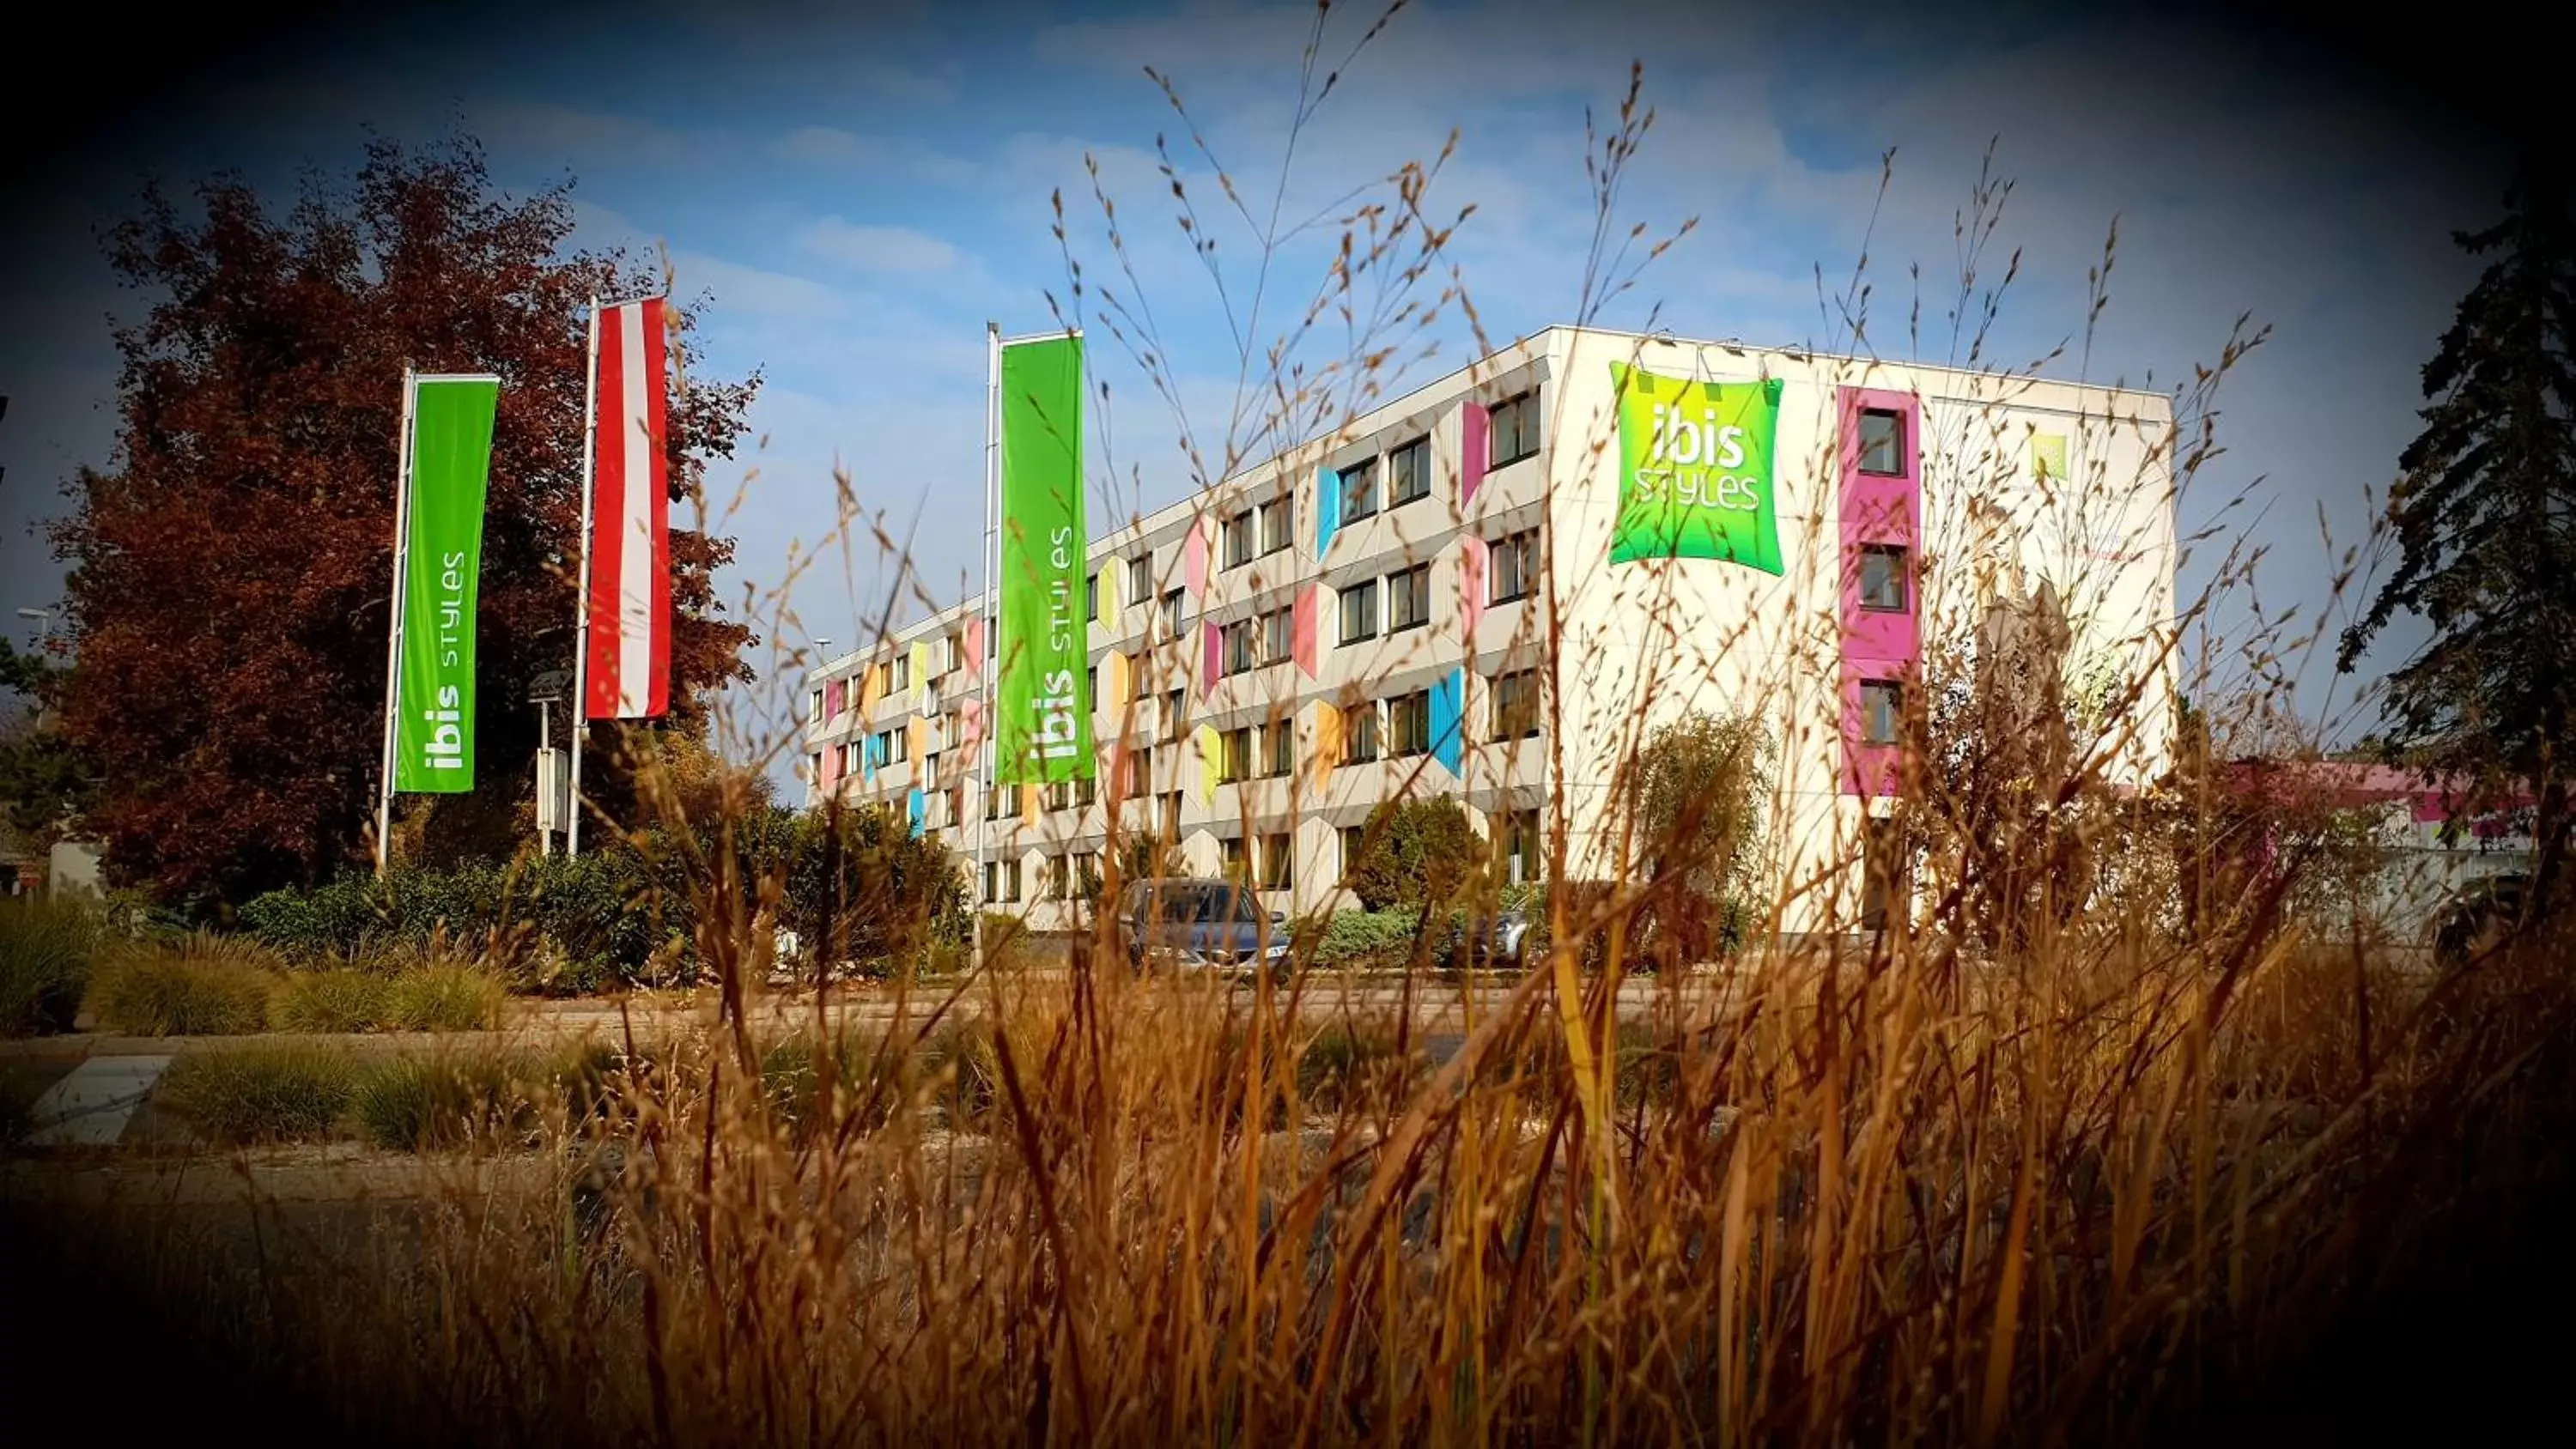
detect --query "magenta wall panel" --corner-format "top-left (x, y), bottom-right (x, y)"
top-left (1458, 400), bottom-right (1491, 507)
top-left (1837, 385), bottom-right (1922, 797)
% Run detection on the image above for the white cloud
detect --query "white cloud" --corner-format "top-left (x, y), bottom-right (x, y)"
top-left (766, 126), bottom-right (980, 185)
top-left (796, 219), bottom-right (961, 273)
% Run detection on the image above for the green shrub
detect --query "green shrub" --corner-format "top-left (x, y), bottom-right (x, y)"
top-left (758, 1029), bottom-right (898, 1140)
top-left (386, 965), bottom-right (505, 1032)
top-left (542, 1038), bottom-right (629, 1126)
top-left (238, 877), bottom-right (383, 962)
top-left (1307, 910), bottom-right (1425, 969)
top-left (915, 1018), bottom-right (1003, 1129)
top-left (160, 1045), bottom-right (358, 1143)
top-left (355, 1052), bottom-right (535, 1151)
top-left (0, 897), bottom-right (103, 1036)
top-left (88, 937), bottom-right (276, 1035)
top-left (274, 970), bottom-right (394, 1033)
top-left (1345, 798), bottom-right (1484, 912)
top-left (1296, 1021), bottom-right (1415, 1109)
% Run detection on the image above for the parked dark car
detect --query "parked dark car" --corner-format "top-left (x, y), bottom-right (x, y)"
top-left (1436, 907), bottom-right (1534, 973)
top-left (2434, 870), bottom-right (2533, 966)
top-left (1115, 877), bottom-right (1289, 974)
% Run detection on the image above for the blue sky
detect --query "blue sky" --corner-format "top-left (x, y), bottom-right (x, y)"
top-left (0, 0), bottom-right (2507, 772)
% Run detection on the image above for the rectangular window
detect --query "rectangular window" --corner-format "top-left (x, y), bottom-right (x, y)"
top-left (1160, 791), bottom-right (1182, 845)
top-left (981, 858), bottom-right (1022, 905)
top-left (1338, 457), bottom-right (1379, 523)
top-left (1221, 726), bottom-right (1253, 783)
top-left (1085, 664), bottom-right (1097, 707)
top-left (1046, 779), bottom-right (1070, 811)
top-left (808, 688), bottom-right (823, 723)
top-left (1340, 824), bottom-right (1368, 882)
top-left (1858, 544), bottom-right (1908, 613)
top-left (1491, 529), bottom-right (1538, 604)
top-left (1085, 571), bottom-right (1100, 623)
top-left (1492, 669), bottom-right (1541, 741)
top-left (1858, 408), bottom-right (1905, 477)
top-left (1262, 608), bottom-right (1294, 665)
top-left (1076, 773), bottom-right (1097, 808)
top-left (1340, 579), bottom-right (1379, 644)
top-left (1222, 618), bottom-right (1255, 676)
top-left (987, 615), bottom-right (997, 661)
top-left (1259, 495), bottom-right (1294, 555)
top-left (1128, 553), bottom-right (1153, 608)
top-left (1388, 691), bottom-right (1431, 756)
top-left (1504, 809), bottom-right (1543, 885)
top-left (1164, 688), bottom-right (1186, 744)
top-left (1224, 510), bottom-right (1254, 569)
top-left (985, 782), bottom-right (1009, 821)
top-left (941, 633), bottom-right (963, 676)
top-left (808, 752), bottom-right (822, 783)
top-left (945, 787), bottom-right (962, 828)
top-left (889, 654), bottom-right (908, 691)
top-left (1221, 835), bottom-right (1249, 882)
top-left (927, 749), bottom-right (942, 784)
top-left (1261, 833), bottom-right (1294, 890)
top-left (1388, 436), bottom-right (1430, 506)
top-left (1344, 703), bottom-right (1382, 764)
top-left (1490, 390), bottom-right (1540, 467)
top-left (887, 728), bottom-right (908, 763)
top-left (1126, 747), bottom-right (1152, 797)
top-left (1162, 588), bottom-right (1186, 638)
top-left (1860, 679), bottom-right (1903, 746)
top-left (1385, 564), bottom-right (1431, 633)
top-left (1262, 720), bottom-right (1295, 778)
top-left (1048, 854), bottom-right (1071, 900)
top-left (1075, 852), bottom-right (1100, 900)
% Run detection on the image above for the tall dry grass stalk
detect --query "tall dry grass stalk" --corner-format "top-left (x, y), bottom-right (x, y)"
top-left (16, 9), bottom-right (2576, 1447)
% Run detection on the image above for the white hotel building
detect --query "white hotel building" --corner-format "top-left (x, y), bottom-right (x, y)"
top-left (802, 325), bottom-right (2180, 934)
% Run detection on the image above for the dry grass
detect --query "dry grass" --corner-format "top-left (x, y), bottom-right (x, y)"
top-left (16, 18), bottom-right (2575, 1449)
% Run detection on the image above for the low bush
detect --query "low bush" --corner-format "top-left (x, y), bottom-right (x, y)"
top-left (1306, 910), bottom-right (1426, 969)
top-left (1296, 1019), bottom-right (1418, 1109)
top-left (87, 936), bottom-right (277, 1035)
top-left (0, 897), bottom-right (103, 1036)
top-left (354, 1052), bottom-right (536, 1151)
top-left (273, 971), bottom-right (394, 1034)
top-left (386, 965), bottom-right (505, 1032)
top-left (915, 1017), bottom-right (1004, 1130)
top-left (758, 1029), bottom-right (901, 1140)
top-left (160, 1045), bottom-right (358, 1144)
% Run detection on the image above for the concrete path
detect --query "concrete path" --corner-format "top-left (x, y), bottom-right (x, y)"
top-left (24, 1056), bottom-right (173, 1147)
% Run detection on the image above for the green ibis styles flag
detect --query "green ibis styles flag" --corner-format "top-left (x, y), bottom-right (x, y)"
top-left (994, 332), bottom-right (1093, 785)
top-left (1608, 363), bottom-right (1784, 573)
top-left (392, 374), bottom-right (500, 792)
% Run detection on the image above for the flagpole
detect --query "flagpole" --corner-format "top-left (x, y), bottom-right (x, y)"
top-left (975, 321), bottom-right (999, 978)
top-left (376, 367), bottom-right (421, 879)
top-left (568, 294), bottom-right (601, 858)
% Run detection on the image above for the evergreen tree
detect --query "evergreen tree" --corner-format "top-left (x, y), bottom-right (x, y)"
top-left (2340, 160), bottom-right (2576, 900)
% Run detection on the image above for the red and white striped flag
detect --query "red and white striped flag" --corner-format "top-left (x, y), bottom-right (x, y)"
top-left (585, 296), bottom-right (671, 719)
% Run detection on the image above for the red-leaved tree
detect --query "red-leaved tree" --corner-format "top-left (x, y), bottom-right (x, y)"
top-left (51, 135), bottom-right (759, 903)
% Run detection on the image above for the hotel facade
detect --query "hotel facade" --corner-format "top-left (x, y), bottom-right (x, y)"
top-left (802, 326), bottom-right (2181, 935)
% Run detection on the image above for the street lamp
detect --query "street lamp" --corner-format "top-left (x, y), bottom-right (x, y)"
top-left (16, 607), bottom-right (54, 644)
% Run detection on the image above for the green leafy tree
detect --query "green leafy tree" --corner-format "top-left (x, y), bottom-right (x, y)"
top-left (2339, 161), bottom-right (2576, 902)
top-left (1628, 712), bottom-right (1771, 960)
top-left (1347, 796), bottom-right (1483, 913)
top-left (0, 640), bottom-right (94, 841)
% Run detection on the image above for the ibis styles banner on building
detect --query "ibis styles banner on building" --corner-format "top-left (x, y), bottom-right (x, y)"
top-left (1608, 363), bottom-right (1784, 573)
top-left (392, 375), bottom-right (499, 793)
top-left (995, 333), bottom-right (1093, 785)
